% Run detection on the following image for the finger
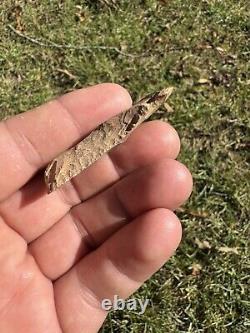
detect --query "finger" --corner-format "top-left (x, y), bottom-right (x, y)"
top-left (54, 208), bottom-right (182, 333)
top-left (0, 83), bottom-right (132, 201)
top-left (1, 121), bottom-right (180, 242)
top-left (0, 218), bottom-right (62, 333)
top-left (29, 158), bottom-right (192, 280)
top-left (0, 217), bottom-right (27, 313)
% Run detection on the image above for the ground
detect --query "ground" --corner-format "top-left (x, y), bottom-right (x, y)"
top-left (0, 1), bottom-right (249, 332)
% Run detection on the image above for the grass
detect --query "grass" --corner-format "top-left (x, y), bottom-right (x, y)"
top-left (0, 0), bottom-right (249, 332)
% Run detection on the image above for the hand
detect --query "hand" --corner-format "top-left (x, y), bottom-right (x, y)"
top-left (0, 83), bottom-right (192, 333)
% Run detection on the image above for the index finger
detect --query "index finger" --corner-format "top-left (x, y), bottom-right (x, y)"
top-left (0, 83), bottom-right (132, 201)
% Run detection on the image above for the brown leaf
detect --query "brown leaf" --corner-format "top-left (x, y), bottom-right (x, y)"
top-left (218, 247), bottom-right (239, 255)
top-left (197, 78), bottom-right (210, 84)
top-left (191, 263), bottom-right (202, 276)
top-left (195, 238), bottom-right (212, 250)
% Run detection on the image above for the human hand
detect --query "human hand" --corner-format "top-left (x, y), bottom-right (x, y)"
top-left (0, 83), bottom-right (192, 332)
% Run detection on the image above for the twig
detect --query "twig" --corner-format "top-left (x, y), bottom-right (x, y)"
top-left (7, 24), bottom-right (145, 58)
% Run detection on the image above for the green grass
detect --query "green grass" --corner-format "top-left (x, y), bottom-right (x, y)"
top-left (0, 0), bottom-right (249, 332)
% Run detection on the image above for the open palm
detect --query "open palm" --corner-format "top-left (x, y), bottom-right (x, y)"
top-left (0, 84), bottom-right (192, 333)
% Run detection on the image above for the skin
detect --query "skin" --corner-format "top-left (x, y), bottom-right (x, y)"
top-left (0, 83), bottom-right (193, 333)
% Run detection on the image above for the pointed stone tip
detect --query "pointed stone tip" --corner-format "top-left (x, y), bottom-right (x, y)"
top-left (145, 87), bottom-right (174, 105)
top-left (158, 87), bottom-right (174, 100)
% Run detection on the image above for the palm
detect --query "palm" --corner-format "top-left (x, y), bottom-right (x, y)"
top-left (0, 84), bottom-right (192, 333)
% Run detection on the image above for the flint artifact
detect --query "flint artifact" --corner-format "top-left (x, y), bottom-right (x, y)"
top-left (45, 87), bottom-right (174, 193)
